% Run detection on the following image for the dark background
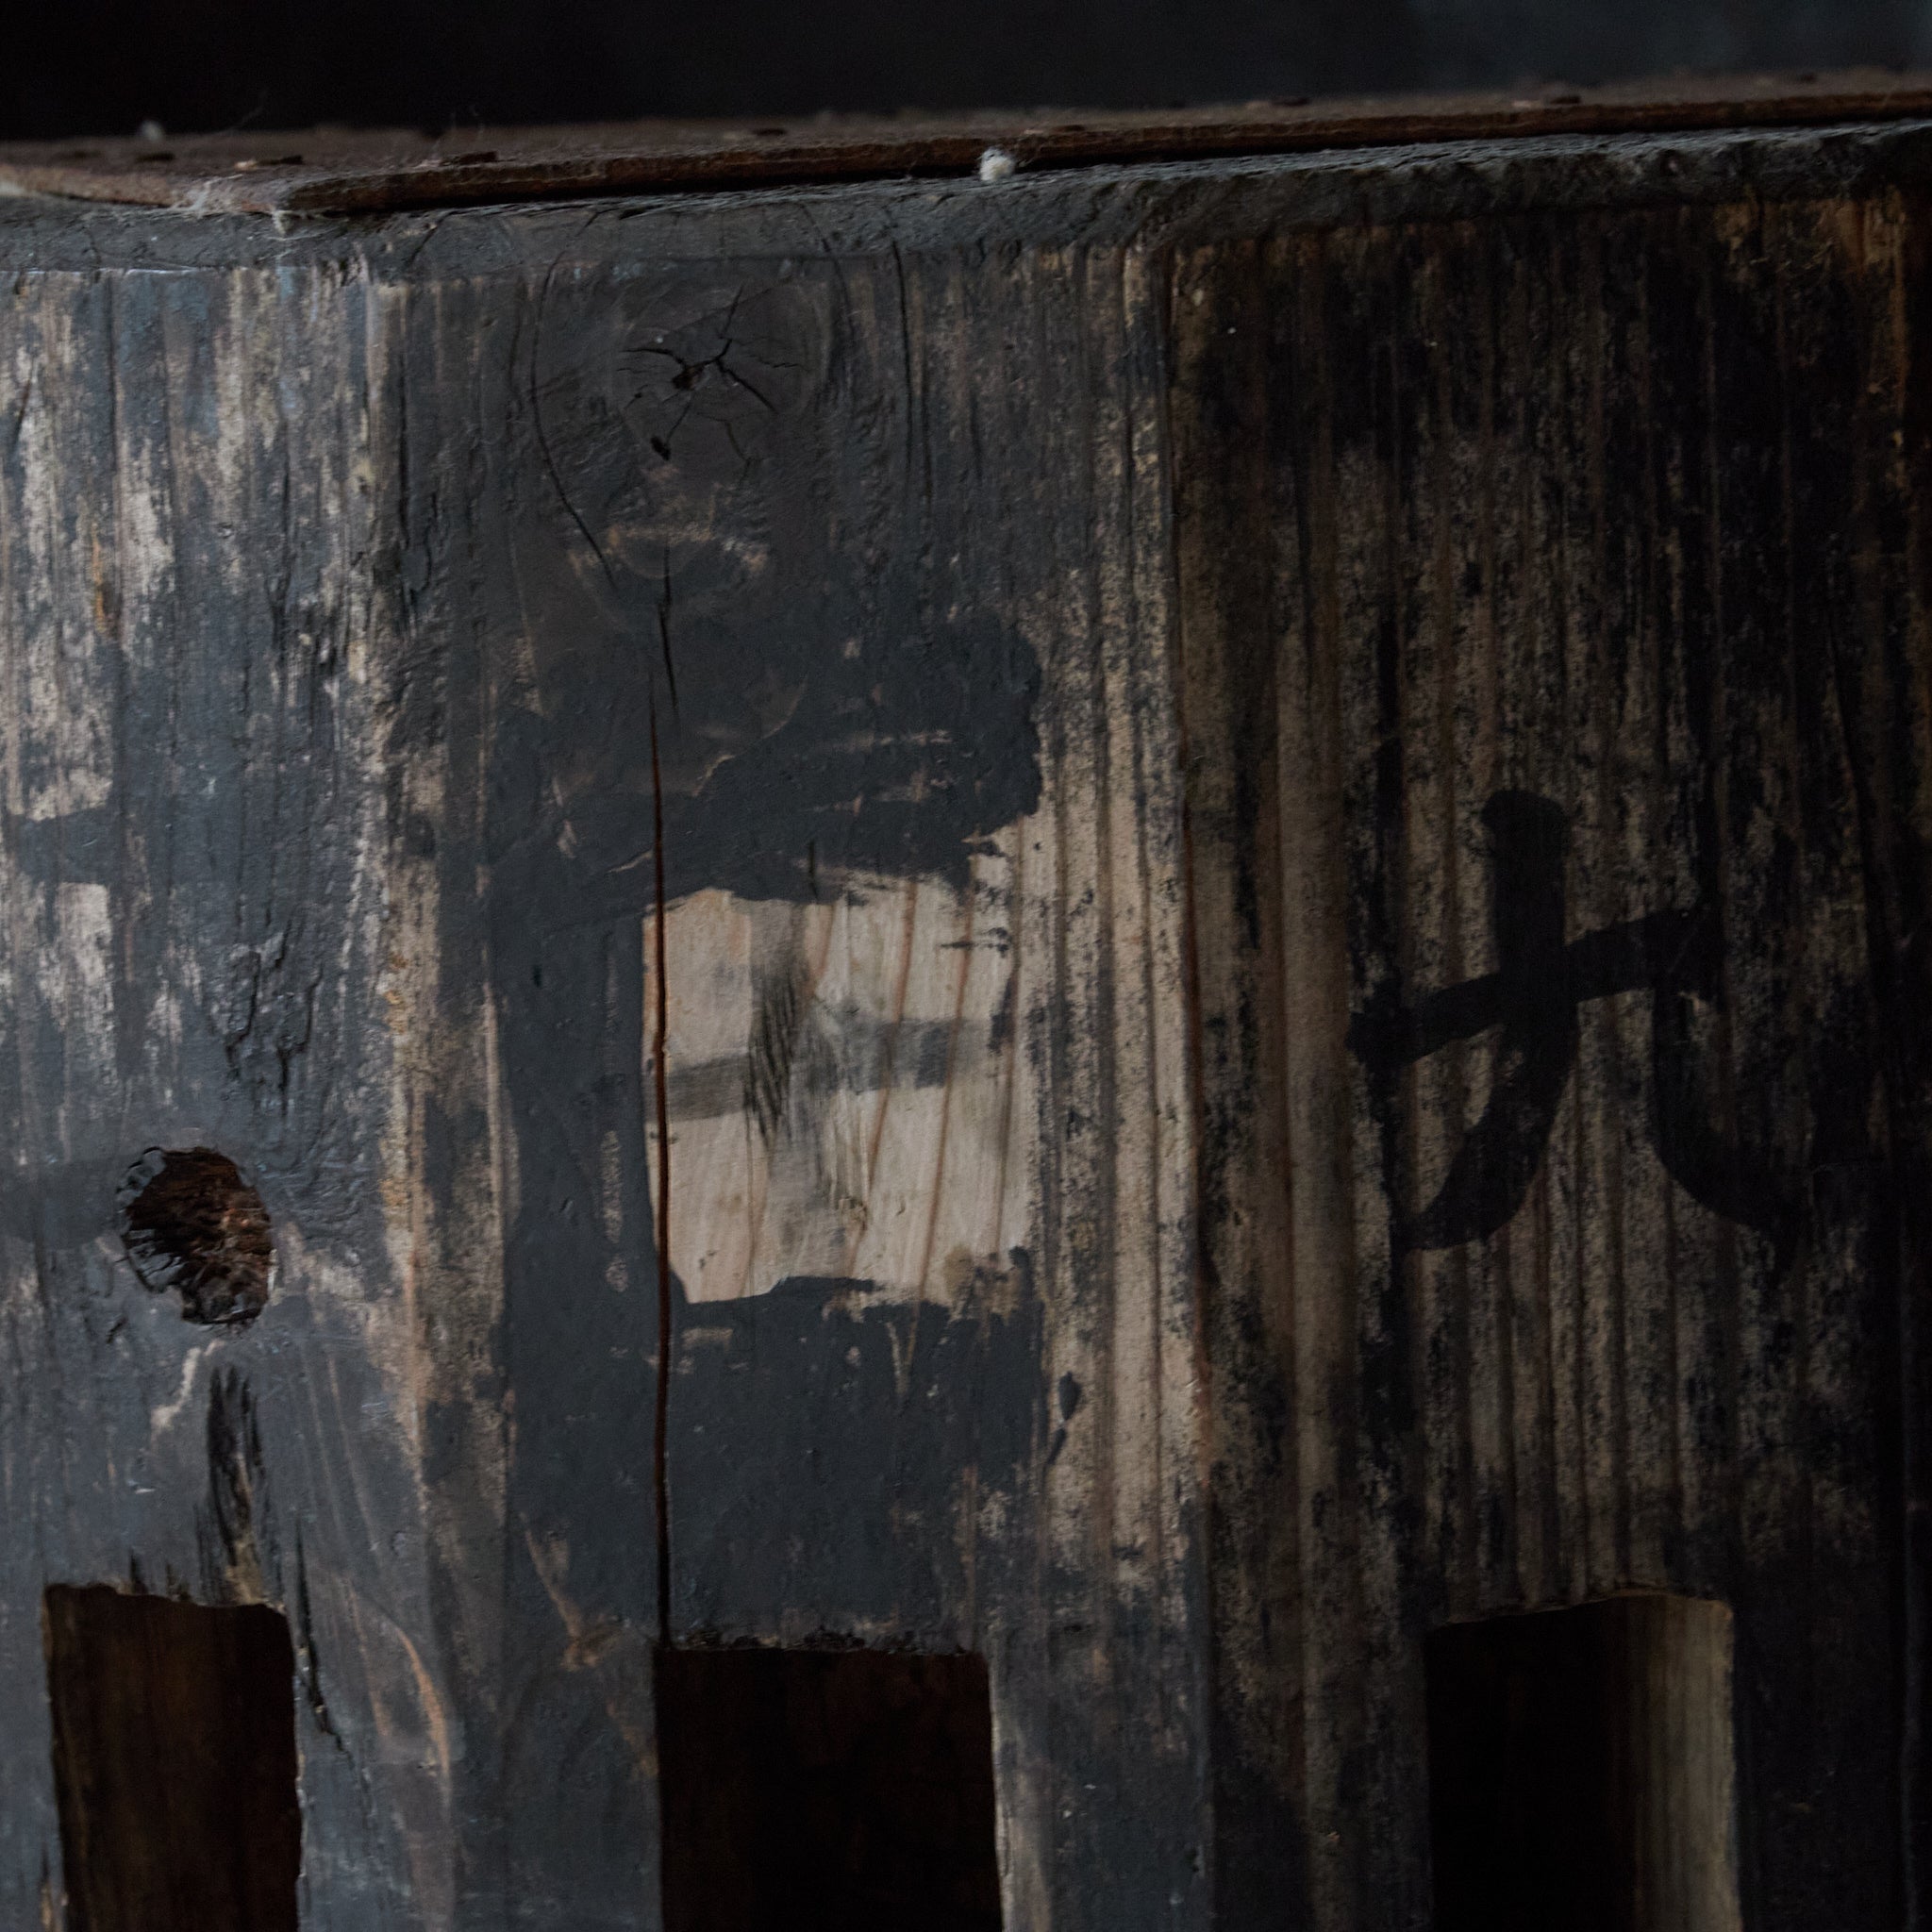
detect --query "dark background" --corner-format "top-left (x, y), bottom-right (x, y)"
top-left (8, 1), bottom-right (1932, 142)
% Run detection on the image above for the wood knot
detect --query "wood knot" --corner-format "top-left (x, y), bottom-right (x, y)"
top-left (121, 1148), bottom-right (275, 1327)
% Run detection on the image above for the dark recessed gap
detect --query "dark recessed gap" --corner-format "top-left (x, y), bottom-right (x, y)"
top-left (44, 1584), bottom-right (301, 1932)
top-left (1425, 1592), bottom-right (1739, 1932)
top-left (120, 1147), bottom-right (274, 1327)
top-left (657, 1645), bottom-right (1002, 1932)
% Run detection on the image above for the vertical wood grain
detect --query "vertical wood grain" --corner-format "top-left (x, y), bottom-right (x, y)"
top-left (1174, 188), bottom-right (1919, 1932)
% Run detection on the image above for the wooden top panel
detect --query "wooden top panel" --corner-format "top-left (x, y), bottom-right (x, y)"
top-left (3, 68), bottom-right (1932, 215)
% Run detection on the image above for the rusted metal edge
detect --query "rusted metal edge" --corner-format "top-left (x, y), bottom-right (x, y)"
top-left (4, 69), bottom-right (1932, 216)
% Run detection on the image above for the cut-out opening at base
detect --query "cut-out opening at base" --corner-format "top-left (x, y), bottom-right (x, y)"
top-left (1425, 1592), bottom-right (1740, 1932)
top-left (656, 1644), bottom-right (1003, 1932)
top-left (44, 1585), bottom-right (301, 1932)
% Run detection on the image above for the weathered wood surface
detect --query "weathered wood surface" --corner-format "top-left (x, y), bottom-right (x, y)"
top-left (4, 69), bottom-right (1932, 214)
top-left (0, 109), bottom-right (1928, 1928)
top-left (1174, 175), bottom-right (1932, 1928)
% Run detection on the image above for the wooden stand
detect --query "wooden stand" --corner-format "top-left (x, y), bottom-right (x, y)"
top-left (0, 79), bottom-right (1926, 1930)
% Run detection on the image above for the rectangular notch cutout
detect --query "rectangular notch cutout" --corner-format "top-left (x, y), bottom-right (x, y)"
top-left (657, 1645), bottom-right (1002, 1932)
top-left (1425, 1592), bottom-right (1740, 1932)
top-left (44, 1584), bottom-right (301, 1932)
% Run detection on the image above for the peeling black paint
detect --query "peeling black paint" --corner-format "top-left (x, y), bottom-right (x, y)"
top-left (669, 1270), bottom-right (1043, 1640)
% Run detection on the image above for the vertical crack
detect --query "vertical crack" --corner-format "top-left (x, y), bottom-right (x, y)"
top-left (650, 700), bottom-right (674, 1649)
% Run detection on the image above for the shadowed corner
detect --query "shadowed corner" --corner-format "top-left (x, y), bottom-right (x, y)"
top-left (655, 1641), bottom-right (1003, 1932)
